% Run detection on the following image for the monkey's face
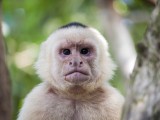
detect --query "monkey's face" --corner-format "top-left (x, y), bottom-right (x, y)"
top-left (49, 29), bottom-right (103, 89)
top-left (55, 40), bottom-right (98, 85)
top-left (35, 27), bottom-right (115, 91)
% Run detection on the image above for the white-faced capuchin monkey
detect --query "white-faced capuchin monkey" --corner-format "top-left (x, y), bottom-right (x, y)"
top-left (17, 22), bottom-right (124, 120)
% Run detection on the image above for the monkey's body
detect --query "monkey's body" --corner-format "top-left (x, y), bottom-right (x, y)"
top-left (18, 82), bottom-right (123, 120)
top-left (18, 22), bottom-right (124, 120)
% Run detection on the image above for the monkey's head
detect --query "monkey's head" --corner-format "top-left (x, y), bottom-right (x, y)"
top-left (35, 22), bottom-right (116, 93)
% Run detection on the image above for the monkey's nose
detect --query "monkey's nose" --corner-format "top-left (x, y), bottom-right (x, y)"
top-left (69, 60), bottom-right (83, 67)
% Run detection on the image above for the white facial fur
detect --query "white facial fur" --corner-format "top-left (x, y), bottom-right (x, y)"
top-left (35, 27), bottom-right (116, 91)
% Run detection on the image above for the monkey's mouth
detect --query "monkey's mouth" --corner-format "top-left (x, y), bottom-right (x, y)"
top-left (65, 70), bottom-right (89, 84)
top-left (66, 70), bottom-right (88, 76)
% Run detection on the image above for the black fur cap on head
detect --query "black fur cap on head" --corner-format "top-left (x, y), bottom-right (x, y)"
top-left (59, 22), bottom-right (88, 29)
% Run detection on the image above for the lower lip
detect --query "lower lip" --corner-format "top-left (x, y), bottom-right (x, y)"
top-left (65, 72), bottom-right (89, 83)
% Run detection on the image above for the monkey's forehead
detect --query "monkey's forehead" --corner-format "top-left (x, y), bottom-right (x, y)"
top-left (45, 27), bottom-right (108, 49)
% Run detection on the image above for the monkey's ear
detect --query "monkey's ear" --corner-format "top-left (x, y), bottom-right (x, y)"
top-left (34, 41), bottom-right (52, 81)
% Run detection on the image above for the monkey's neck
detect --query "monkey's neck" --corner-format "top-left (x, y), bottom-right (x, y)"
top-left (47, 83), bottom-right (106, 100)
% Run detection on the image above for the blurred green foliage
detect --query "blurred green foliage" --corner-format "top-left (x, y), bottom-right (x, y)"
top-left (3, 0), bottom-right (154, 119)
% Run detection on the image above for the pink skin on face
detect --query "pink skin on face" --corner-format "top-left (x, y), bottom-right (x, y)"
top-left (57, 41), bottom-right (96, 84)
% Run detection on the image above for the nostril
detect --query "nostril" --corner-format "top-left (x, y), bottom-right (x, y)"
top-left (80, 61), bottom-right (83, 65)
top-left (69, 62), bottom-right (72, 65)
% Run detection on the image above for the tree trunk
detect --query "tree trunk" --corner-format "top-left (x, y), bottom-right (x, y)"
top-left (0, 0), bottom-right (12, 120)
top-left (97, 0), bottom-right (136, 80)
top-left (122, 1), bottom-right (160, 120)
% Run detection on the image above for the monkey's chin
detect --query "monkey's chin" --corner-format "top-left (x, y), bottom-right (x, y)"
top-left (65, 72), bottom-right (89, 84)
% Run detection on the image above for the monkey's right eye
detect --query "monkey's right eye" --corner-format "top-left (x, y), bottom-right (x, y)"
top-left (62, 49), bottom-right (71, 55)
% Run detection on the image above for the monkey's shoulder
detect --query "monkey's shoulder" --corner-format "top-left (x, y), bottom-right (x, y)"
top-left (23, 83), bottom-right (63, 104)
top-left (103, 86), bottom-right (124, 112)
top-left (104, 85), bottom-right (124, 105)
top-left (19, 83), bottom-right (73, 120)
top-left (91, 85), bottom-right (124, 120)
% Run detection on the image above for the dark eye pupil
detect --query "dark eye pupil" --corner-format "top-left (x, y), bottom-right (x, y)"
top-left (81, 48), bottom-right (89, 55)
top-left (63, 49), bottom-right (71, 55)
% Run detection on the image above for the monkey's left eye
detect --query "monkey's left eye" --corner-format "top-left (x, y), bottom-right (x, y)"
top-left (80, 48), bottom-right (89, 55)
